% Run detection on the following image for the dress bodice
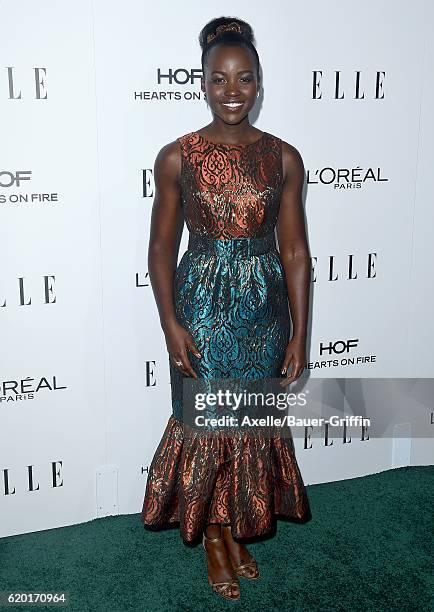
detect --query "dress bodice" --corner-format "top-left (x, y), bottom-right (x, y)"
top-left (177, 131), bottom-right (283, 239)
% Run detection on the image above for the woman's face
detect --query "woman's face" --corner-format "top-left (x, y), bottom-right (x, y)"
top-left (201, 44), bottom-right (260, 125)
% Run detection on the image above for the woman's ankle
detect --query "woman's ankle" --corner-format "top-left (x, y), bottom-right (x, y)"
top-left (205, 523), bottom-right (221, 539)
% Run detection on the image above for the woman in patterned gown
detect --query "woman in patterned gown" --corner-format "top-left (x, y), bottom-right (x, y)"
top-left (141, 16), bottom-right (312, 601)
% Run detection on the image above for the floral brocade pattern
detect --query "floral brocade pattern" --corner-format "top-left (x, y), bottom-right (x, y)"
top-left (178, 131), bottom-right (283, 239)
top-left (141, 130), bottom-right (312, 543)
top-left (141, 415), bottom-right (311, 543)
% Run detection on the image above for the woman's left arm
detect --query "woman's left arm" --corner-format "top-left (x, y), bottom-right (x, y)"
top-left (276, 141), bottom-right (311, 386)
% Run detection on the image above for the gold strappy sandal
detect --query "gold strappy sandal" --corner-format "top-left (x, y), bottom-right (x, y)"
top-left (203, 532), bottom-right (241, 601)
top-left (222, 524), bottom-right (260, 580)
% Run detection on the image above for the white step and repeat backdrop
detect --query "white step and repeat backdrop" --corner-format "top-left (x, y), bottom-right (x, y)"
top-left (1, 0), bottom-right (434, 537)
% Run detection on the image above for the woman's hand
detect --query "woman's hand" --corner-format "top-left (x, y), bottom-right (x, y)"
top-left (163, 320), bottom-right (201, 378)
top-left (279, 337), bottom-right (306, 387)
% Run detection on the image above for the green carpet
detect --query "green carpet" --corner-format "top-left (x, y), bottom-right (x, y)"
top-left (0, 466), bottom-right (433, 611)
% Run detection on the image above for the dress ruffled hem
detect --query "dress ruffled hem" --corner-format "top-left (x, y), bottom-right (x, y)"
top-left (141, 414), bottom-right (312, 543)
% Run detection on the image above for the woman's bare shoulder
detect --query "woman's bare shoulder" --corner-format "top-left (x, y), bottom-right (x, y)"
top-left (276, 137), bottom-right (305, 183)
top-left (155, 137), bottom-right (183, 161)
top-left (153, 138), bottom-right (183, 179)
top-left (265, 131), bottom-right (303, 164)
top-left (276, 135), bottom-right (302, 161)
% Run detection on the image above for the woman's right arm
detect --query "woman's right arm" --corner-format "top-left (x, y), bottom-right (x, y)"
top-left (147, 140), bottom-right (200, 378)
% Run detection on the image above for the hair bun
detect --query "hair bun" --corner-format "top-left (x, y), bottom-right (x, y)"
top-left (199, 17), bottom-right (255, 51)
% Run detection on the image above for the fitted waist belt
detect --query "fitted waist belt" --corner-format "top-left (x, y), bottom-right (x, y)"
top-left (187, 232), bottom-right (277, 257)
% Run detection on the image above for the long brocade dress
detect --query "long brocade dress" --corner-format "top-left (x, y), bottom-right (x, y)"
top-left (141, 130), bottom-right (311, 543)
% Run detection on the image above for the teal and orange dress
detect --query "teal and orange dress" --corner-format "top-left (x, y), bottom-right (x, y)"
top-left (141, 130), bottom-right (311, 543)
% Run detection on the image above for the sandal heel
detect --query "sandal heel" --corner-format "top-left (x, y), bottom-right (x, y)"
top-left (221, 524), bottom-right (260, 580)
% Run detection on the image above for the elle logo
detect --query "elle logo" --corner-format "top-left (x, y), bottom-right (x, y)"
top-left (4, 67), bottom-right (48, 99)
top-left (0, 276), bottom-right (57, 307)
top-left (312, 70), bottom-right (385, 99)
top-left (2, 462), bottom-right (63, 495)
